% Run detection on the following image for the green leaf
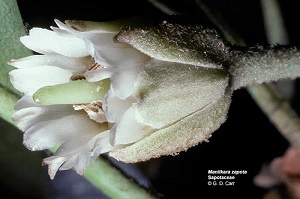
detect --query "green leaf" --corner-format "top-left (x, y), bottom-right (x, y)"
top-left (0, 85), bottom-right (19, 125)
top-left (0, 0), bottom-right (32, 95)
top-left (0, 1), bottom-right (45, 198)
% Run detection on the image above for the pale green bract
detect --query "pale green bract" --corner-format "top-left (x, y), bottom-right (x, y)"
top-left (33, 79), bottom-right (110, 105)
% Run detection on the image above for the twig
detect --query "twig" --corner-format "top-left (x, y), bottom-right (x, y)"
top-left (196, 0), bottom-right (300, 149)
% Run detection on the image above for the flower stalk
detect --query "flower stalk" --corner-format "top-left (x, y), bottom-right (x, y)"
top-left (248, 84), bottom-right (300, 149)
top-left (83, 157), bottom-right (157, 199)
top-left (197, 0), bottom-right (300, 149)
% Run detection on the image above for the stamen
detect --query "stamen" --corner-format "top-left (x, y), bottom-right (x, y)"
top-left (70, 61), bottom-right (102, 81)
top-left (89, 63), bottom-right (102, 71)
top-left (70, 75), bottom-right (86, 81)
top-left (73, 101), bottom-right (103, 114)
top-left (73, 101), bottom-right (106, 123)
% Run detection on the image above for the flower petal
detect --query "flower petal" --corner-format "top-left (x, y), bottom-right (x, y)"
top-left (23, 114), bottom-right (102, 150)
top-left (111, 107), bottom-right (156, 145)
top-left (54, 134), bottom-right (102, 157)
top-left (102, 90), bottom-right (135, 123)
top-left (93, 45), bottom-right (150, 68)
top-left (92, 132), bottom-right (114, 159)
top-left (20, 28), bottom-right (88, 57)
top-left (43, 156), bottom-right (66, 180)
top-left (13, 96), bottom-right (76, 131)
top-left (63, 19), bottom-right (125, 33)
top-left (110, 67), bottom-right (141, 100)
top-left (8, 54), bottom-right (93, 72)
top-left (14, 95), bottom-right (37, 110)
top-left (13, 107), bottom-right (44, 122)
top-left (16, 107), bottom-right (74, 132)
top-left (9, 66), bottom-right (73, 95)
top-left (55, 19), bottom-right (150, 68)
top-left (54, 129), bottom-right (111, 175)
top-left (85, 68), bottom-right (115, 82)
top-left (59, 156), bottom-right (78, 171)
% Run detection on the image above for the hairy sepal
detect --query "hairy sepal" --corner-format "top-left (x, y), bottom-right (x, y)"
top-left (109, 91), bottom-right (231, 163)
top-left (116, 21), bottom-right (230, 69)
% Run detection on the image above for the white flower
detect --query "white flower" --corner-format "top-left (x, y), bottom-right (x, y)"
top-left (9, 19), bottom-right (232, 178)
top-left (13, 96), bottom-right (112, 179)
top-left (9, 19), bottom-right (149, 178)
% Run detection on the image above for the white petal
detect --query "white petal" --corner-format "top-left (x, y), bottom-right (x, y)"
top-left (54, 19), bottom-right (117, 45)
top-left (85, 68), bottom-right (115, 82)
top-left (20, 28), bottom-right (89, 57)
top-left (54, 135), bottom-right (97, 156)
top-left (13, 97), bottom-right (75, 129)
top-left (59, 156), bottom-right (78, 171)
top-left (84, 39), bottom-right (96, 58)
top-left (14, 97), bottom-right (76, 131)
top-left (111, 67), bottom-right (140, 99)
top-left (13, 107), bottom-right (44, 122)
top-left (43, 156), bottom-right (66, 180)
top-left (102, 90), bottom-right (135, 123)
top-left (14, 95), bottom-right (37, 110)
top-left (84, 32), bottom-right (117, 46)
top-left (9, 66), bottom-right (73, 95)
top-left (54, 19), bottom-right (75, 31)
top-left (74, 151), bottom-right (90, 175)
top-left (54, 19), bottom-right (149, 68)
top-left (16, 108), bottom-right (74, 132)
top-left (91, 130), bottom-right (113, 159)
top-left (57, 130), bottom-right (111, 174)
top-left (55, 19), bottom-right (116, 35)
top-left (23, 114), bottom-right (101, 150)
top-left (93, 45), bottom-right (150, 68)
top-left (111, 107), bottom-right (156, 145)
top-left (50, 130), bottom-right (111, 174)
top-left (8, 54), bottom-right (93, 72)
